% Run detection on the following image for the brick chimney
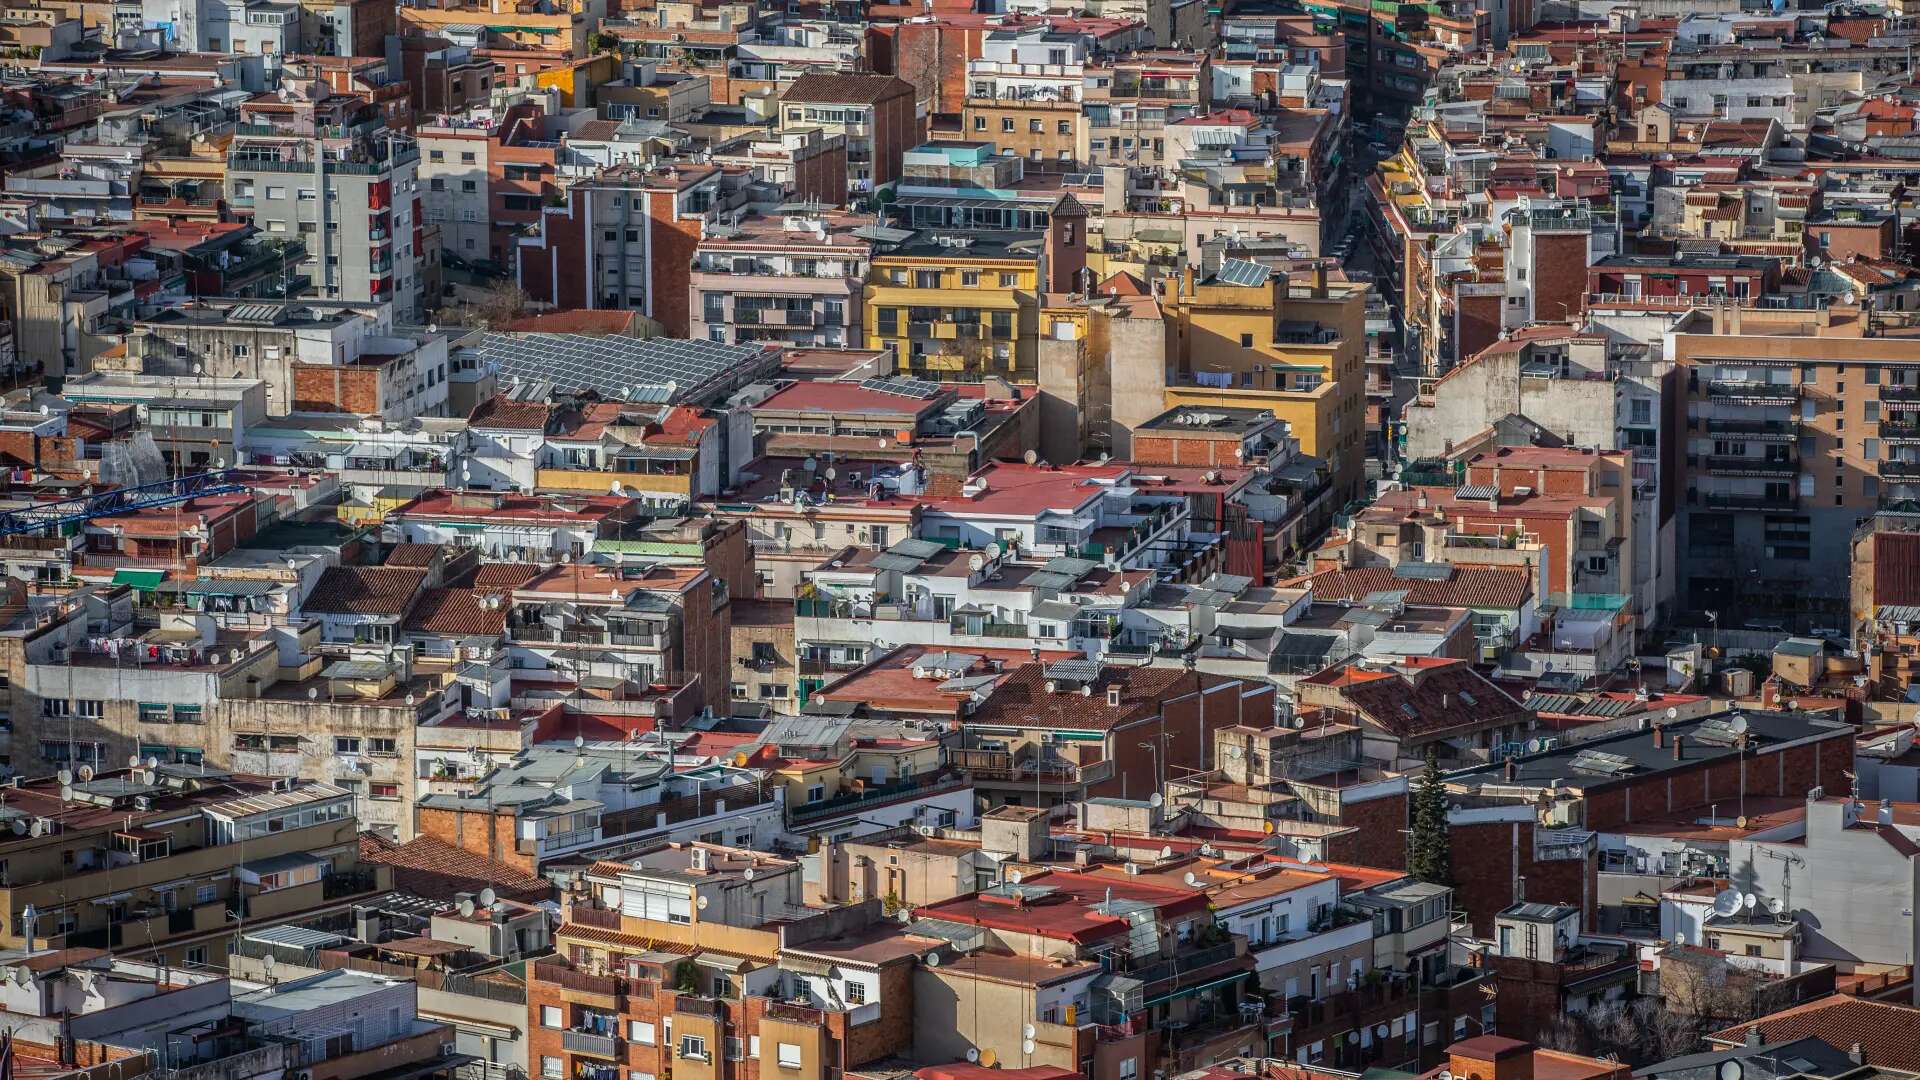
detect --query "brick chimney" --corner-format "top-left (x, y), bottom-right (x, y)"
top-left (1652, 724), bottom-right (1665, 749)
top-left (1673, 733), bottom-right (1685, 760)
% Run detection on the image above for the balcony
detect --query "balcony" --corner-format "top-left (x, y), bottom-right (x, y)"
top-left (952, 747), bottom-right (1115, 789)
top-left (1124, 940), bottom-right (1245, 990)
top-left (1704, 455), bottom-right (1798, 476)
top-left (797, 656), bottom-right (863, 676)
top-left (788, 774), bottom-right (970, 824)
top-left (1880, 460), bottom-right (1920, 479)
top-left (1706, 379), bottom-right (1798, 405)
top-left (1704, 418), bottom-right (1797, 440)
top-left (1882, 420), bottom-right (1920, 442)
top-left (736, 306), bottom-right (822, 327)
top-left (561, 1031), bottom-right (619, 1060)
top-left (1883, 385), bottom-right (1920, 403)
top-left (1703, 491), bottom-right (1799, 512)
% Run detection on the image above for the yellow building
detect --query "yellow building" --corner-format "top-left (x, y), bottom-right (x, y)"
top-left (863, 231), bottom-right (1044, 381)
top-left (1164, 263), bottom-right (1368, 503)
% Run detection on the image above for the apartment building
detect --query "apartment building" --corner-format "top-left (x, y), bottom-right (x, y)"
top-left (777, 73), bottom-right (919, 191)
top-left (226, 127), bottom-right (423, 319)
top-left (1081, 51), bottom-right (1209, 168)
top-left (0, 765), bottom-right (384, 967)
top-left (1162, 263), bottom-right (1369, 506)
top-left (419, 107), bottom-right (566, 267)
top-left (689, 210), bottom-right (869, 348)
top-left (1671, 305), bottom-right (1920, 624)
top-left (961, 28), bottom-right (1092, 173)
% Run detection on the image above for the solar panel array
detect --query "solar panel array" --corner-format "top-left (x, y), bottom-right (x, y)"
top-left (1568, 749), bottom-right (1638, 776)
top-left (478, 333), bottom-right (760, 401)
top-left (1392, 562), bottom-right (1455, 581)
top-left (1215, 258), bottom-right (1272, 287)
top-left (859, 375), bottom-right (942, 399)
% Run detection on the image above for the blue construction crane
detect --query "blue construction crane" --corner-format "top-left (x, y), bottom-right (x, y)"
top-left (0, 470), bottom-right (251, 538)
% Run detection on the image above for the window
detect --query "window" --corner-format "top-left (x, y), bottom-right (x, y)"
top-left (999, 273), bottom-right (1017, 287)
top-left (368, 737), bottom-right (397, 755)
top-left (961, 271), bottom-right (980, 287)
top-left (973, 116), bottom-right (987, 130)
top-left (335, 737), bottom-right (361, 754)
top-left (429, 150), bottom-right (445, 162)
top-left (630, 1021), bottom-right (656, 1045)
top-left (1240, 333), bottom-right (1254, 348)
top-left (1001, 117), bottom-right (1015, 132)
top-left (541, 1058), bottom-right (561, 1079)
top-left (1119, 1059), bottom-right (1138, 1080)
top-left (461, 152), bottom-right (476, 164)
top-left (914, 270), bottom-right (942, 288)
top-left (807, 784), bottom-right (825, 802)
top-left (1057, 120), bottom-right (1072, 134)
top-left (678, 1036), bottom-right (708, 1061)
top-left (196, 883), bottom-right (219, 904)
top-left (1029, 118), bottom-right (1043, 133)
top-left (844, 981), bottom-right (866, 1005)
top-left (1745, 944), bottom-right (1763, 957)
top-left (185, 945), bottom-right (207, 966)
top-left (777, 1044), bottom-right (803, 1069)
top-left (370, 783), bottom-right (400, 800)
top-left (462, 180), bottom-right (478, 193)
top-left (541, 1006), bottom-right (562, 1028)
top-left (74, 700), bottom-right (103, 719)
top-left (726, 1038), bottom-right (744, 1061)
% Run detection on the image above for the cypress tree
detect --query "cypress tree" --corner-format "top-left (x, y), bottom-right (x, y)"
top-left (1409, 747), bottom-right (1453, 885)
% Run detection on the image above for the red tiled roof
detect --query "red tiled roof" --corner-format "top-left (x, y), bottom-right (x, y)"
top-left (359, 832), bottom-right (550, 903)
top-left (304, 566), bottom-right (426, 616)
top-left (964, 662), bottom-right (1215, 731)
top-left (1298, 565), bottom-right (1532, 610)
top-left (404, 588), bottom-right (507, 636)
top-left (386, 543), bottom-right (442, 567)
top-left (469, 395), bottom-right (553, 430)
top-left (1301, 658), bottom-right (1532, 739)
top-left (780, 72), bottom-right (914, 104)
top-left (1711, 997), bottom-right (1920, 1071)
top-left (1873, 532), bottom-right (1920, 607)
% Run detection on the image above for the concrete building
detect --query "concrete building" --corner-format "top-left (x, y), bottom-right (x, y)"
top-left (689, 210), bottom-right (869, 348)
top-left (226, 127), bottom-right (423, 318)
top-left (109, 300), bottom-right (450, 419)
top-left (777, 73), bottom-right (918, 192)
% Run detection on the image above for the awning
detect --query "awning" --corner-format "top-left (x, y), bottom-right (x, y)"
top-left (113, 568), bottom-right (166, 589)
top-left (1142, 969), bottom-right (1253, 1007)
top-left (777, 954), bottom-right (837, 977)
top-left (693, 952), bottom-right (754, 972)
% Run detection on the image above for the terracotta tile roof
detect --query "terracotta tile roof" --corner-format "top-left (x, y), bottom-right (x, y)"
top-left (303, 566), bottom-right (426, 616)
top-left (1711, 997), bottom-right (1920, 1071)
top-left (553, 922), bottom-right (701, 955)
top-left (359, 832), bottom-right (550, 903)
top-left (503, 310), bottom-right (644, 335)
top-left (404, 588), bottom-right (507, 636)
top-left (1298, 565), bottom-right (1533, 610)
top-left (780, 72), bottom-right (914, 105)
top-left (965, 663), bottom-right (1217, 731)
top-left (1302, 658), bottom-right (1532, 740)
top-left (1872, 532), bottom-right (1920, 607)
top-left (468, 563), bottom-right (546, 589)
top-left (386, 543), bottom-right (443, 568)
top-left (469, 394), bottom-right (553, 430)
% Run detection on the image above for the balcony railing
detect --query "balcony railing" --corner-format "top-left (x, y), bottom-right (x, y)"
top-left (1703, 455), bottom-right (1797, 475)
top-left (1880, 460), bottom-right (1920, 479)
top-left (787, 774), bottom-right (968, 823)
top-left (951, 748), bottom-right (1114, 788)
top-left (1703, 491), bottom-right (1799, 512)
top-left (561, 1031), bottom-right (618, 1060)
top-left (1706, 379), bottom-right (1797, 403)
top-left (1705, 418), bottom-right (1797, 439)
top-left (1883, 385), bottom-right (1920, 402)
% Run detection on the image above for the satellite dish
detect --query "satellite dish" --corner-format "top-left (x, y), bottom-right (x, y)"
top-left (479, 888), bottom-right (497, 907)
top-left (1263, 820), bottom-right (1277, 835)
top-left (1742, 892), bottom-right (1757, 911)
top-left (262, 953), bottom-right (275, 975)
top-left (1022, 1040), bottom-right (1036, 1056)
top-left (55, 770), bottom-right (72, 787)
top-left (1730, 716), bottom-right (1750, 736)
top-left (1768, 897), bottom-right (1786, 915)
top-left (9, 820), bottom-right (23, 836)
top-left (968, 554), bottom-right (985, 572)
top-left (733, 751), bottom-right (750, 767)
top-left (459, 899), bottom-right (476, 917)
top-left (824, 467), bottom-right (837, 483)
top-left (1159, 846), bottom-right (1174, 860)
top-left (1712, 888), bottom-right (1743, 916)
top-left (696, 895), bottom-right (709, 910)
top-left (966, 1051), bottom-right (980, 1064)
top-left (1666, 707), bottom-right (1680, 720)
top-left (981, 1051), bottom-right (997, 1068)
top-left (1023, 450), bottom-right (1038, 465)
top-left (985, 542), bottom-right (1003, 560)
top-left (1149, 793), bottom-right (1163, 808)
top-left (141, 769), bottom-right (156, 785)
top-left (803, 456), bottom-right (818, 471)
top-left (1007, 870), bottom-right (1023, 884)
top-left (1674, 931), bottom-right (1687, 946)
top-left (1184, 871), bottom-right (1200, 887)
top-left (76, 766), bottom-right (93, 783)
top-left (128, 754), bottom-right (142, 768)
top-left (30, 819), bottom-right (45, 837)
top-left (574, 735), bottom-right (585, 749)
top-left (1736, 816), bottom-right (1750, 829)
top-left (743, 867), bottom-right (756, 881)
top-left (145, 757), bottom-right (159, 770)
top-left (1023, 1025), bottom-right (1035, 1040)
top-left (924, 951), bottom-right (942, 967)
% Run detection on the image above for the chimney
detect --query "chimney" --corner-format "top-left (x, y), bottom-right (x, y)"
top-left (1652, 724), bottom-right (1665, 748)
top-left (1880, 798), bottom-right (1894, 825)
top-left (1673, 733), bottom-right (1685, 760)
top-left (1504, 757), bottom-right (1517, 782)
top-left (1745, 1029), bottom-right (1765, 1049)
top-left (1106, 685), bottom-right (1122, 707)
top-left (1850, 1044), bottom-right (1865, 1066)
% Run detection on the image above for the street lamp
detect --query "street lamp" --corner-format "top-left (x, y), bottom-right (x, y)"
top-left (1137, 740), bottom-right (1163, 797)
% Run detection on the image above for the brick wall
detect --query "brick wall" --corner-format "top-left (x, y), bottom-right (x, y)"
top-left (1326, 790), bottom-right (1408, 870)
top-left (646, 189), bottom-right (700, 337)
top-left (292, 362), bottom-right (384, 414)
top-left (1449, 819), bottom-right (1588, 937)
top-left (681, 574), bottom-right (732, 717)
top-left (1455, 292), bottom-right (1500, 367)
top-left (417, 805), bottom-right (529, 872)
top-left (1530, 232), bottom-right (1588, 323)
top-left (1129, 434), bottom-right (1242, 468)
